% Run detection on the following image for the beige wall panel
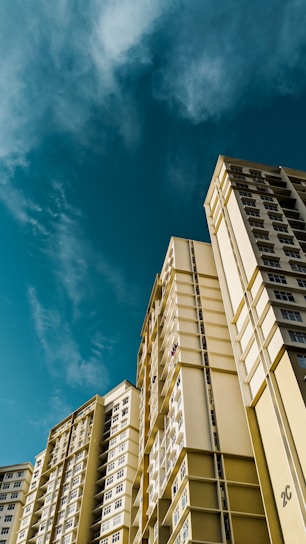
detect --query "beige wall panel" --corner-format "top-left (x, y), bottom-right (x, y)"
top-left (176, 293), bottom-right (195, 307)
top-left (227, 192), bottom-right (257, 281)
top-left (179, 333), bottom-right (199, 349)
top-left (206, 337), bottom-right (234, 356)
top-left (275, 353), bottom-right (306, 476)
top-left (180, 349), bottom-right (202, 365)
top-left (250, 270), bottom-right (263, 299)
top-left (173, 239), bottom-right (191, 270)
top-left (244, 341), bottom-right (259, 375)
top-left (189, 480), bottom-right (218, 509)
top-left (227, 484), bottom-right (265, 514)
top-left (194, 242), bottom-right (216, 276)
top-left (203, 311), bottom-right (228, 327)
top-left (224, 457), bottom-right (259, 484)
top-left (211, 372), bottom-right (253, 456)
top-left (236, 302), bottom-right (248, 334)
top-left (267, 327), bottom-right (283, 363)
top-left (201, 298), bottom-right (225, 313)
top-left (231, 515), bottom-right (270, 544)
top-left (177, 283), bottom-right (194, 295)
top-left (181, 367), bottom-right (211, 450)
top-left (178, 320), bottom-right (199, 335)
top-left (216, 218), bottom-right (243, 314)
top-left (256, 389), bottom-right (306, 543)
top-left (207, 353), bottom-right (236, 372)
top-left (190, 511), bottom-right (222, 542)
top-left (177, 306), bottom-right (197, 320)
top-left (249, 363), bottom-right (265, 398)
top-left (261, 306), bottom-right (276, 340)
top-left (255, 288), bottom-right (269, 319)
top-left (240, 321), bottom-right (253, 353)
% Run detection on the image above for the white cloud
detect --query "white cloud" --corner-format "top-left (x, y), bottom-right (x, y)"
top-left (27, 286), bottom-right (110, 389)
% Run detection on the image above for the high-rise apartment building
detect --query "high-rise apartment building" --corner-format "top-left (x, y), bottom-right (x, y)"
top-left (130, 237), bottom-right (271, 544)
top-left (16, 381), bottom-right (139, 544)
top-left (204, 156), bottom-right (306, 543)
top-left (0, 463), bottom-right (33, 544)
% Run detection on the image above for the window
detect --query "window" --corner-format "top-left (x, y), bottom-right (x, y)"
top-left (289, 331), bottom-right (306, 344)
top-left (274, 225), bottom-right (288, 233)
top-left (103, 505), bottom-right (111, 515)
top-left (110, 438), bottom-right (117, 447)
top-left (118, 456), bottom-right (125, 466)
top-left (107, 462), bottom-right (115, 472)
top-left (74, 463), bottom-right (82, 473)
top-left (279, 237), bottom-right (294, 245)
top-left (112, 415), bottom-right (119, 423)
top-left (115, 499), bottom-right (122, 510)
top-left (116, 470), bottom-right (124, 479)
top-left (261, 195), bottom-right (273, 201)
top-left (246, 209), bottom-right (260, 217)
top-left (4, 516), bottom-right (12, 522)
top-left (236, 183), bottom-right (248, 189)
top-left (13, 482), bottom-right (21, 488)
top-left (243, 199), bottom-right (256, 207)
top-left (101, 539), bottom-right (108, 544)
top-left (113, 514), bottom-right (121, 526)
top-left (5, 473), bottom-right (13, 479)
top-left (116, 484), bottom-right (123, 494)
top-left (113, 404), bottom-right (119, 412)
top-left (281, 309), bottom-right (302, 322)
top-left (297, 354), bottom-right (306, 368)
top-left (119, 431), bottom-right (127, 440)
top-left (70, 490), bottom-right (78, 500)
top-left (264, 203), bottom-right (278, 211)
top-left (249, 219), bottom-right (265, 228)
top-left (63, 536), bottom-right (72, 544)
top-left (182, 520), bottom-right (189, 540)
top-left (268, 274), bottom-right (287, 284)
top-left (0, 494), bottom-right (7, 500)
top-left (254, 231), bottom-right (269, 240)
top-left (298, 278), bottom-right (306, 288)
top-left (181, 488), bottom-right (187, 509)
top-left (0, 506), bottom-right (3, 511)
top-left (180, 461), bottom-right (186, 481)
top-left (72, 476), bottom-right (80, 487)
top-left (291, 263), bottom-right (306, 273)
top-left (112, 532), bottom-right (120, 543)
top-left (7, 504), bottom-right (15, 510)
top-left (285, 249), bottom-right (300, 258)
top-left (239, 191), bottom-right (252, 197)
top-left (172, 479), bottom-right (178, 497)
top-left (65, 519), bottom-right (73, 530)
top-left (105, 490), bottom-right (112, 500)
top-left (3, 484), bottom-right (10, 489)
top-left (122, 408), bottom-right (128, 416)
top-left (1, 528), bottom-right (9, 535)
top-left (118, 443), bottom-right (126, 452)
top-left (11, 493), bottom-right (18, 499)
top-left (269, 213), bottom-right (283, 222)
top-left (173, 507), bottom-right (179, 525)
top-left (122, 397), bottom-right (129, 405)
top-left (274, 290), bottom-right (295, 302)
top-left (258, 244), bottom-right (274, 253)
top-left (263, 258), bottom-right (280, 268)
top-left (106, 476), bottom-right (113, 486)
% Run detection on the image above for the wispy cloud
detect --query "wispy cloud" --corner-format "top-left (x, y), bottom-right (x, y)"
top-left (1, 0), bottom-right (305, 167)
top-left (27, 286), bottom-right (111, 389)
top-left (26, 389), bottom-right (73, 433)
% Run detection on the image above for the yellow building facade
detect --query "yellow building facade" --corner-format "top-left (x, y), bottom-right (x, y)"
top-left (16, 382), bottom-right (139, 544)
top-left (130, 237), bottom-right (270, 544)
top-left (0, 463), bottom-right (33, 544)
top-left (204, 156), bottom-right (306, 543)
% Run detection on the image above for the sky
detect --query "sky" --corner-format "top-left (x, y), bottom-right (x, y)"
top-left (1, 0), bottom-right (306, 466)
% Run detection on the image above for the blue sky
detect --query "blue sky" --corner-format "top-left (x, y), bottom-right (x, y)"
top-left (1, 0), bottom-right (306, 465)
